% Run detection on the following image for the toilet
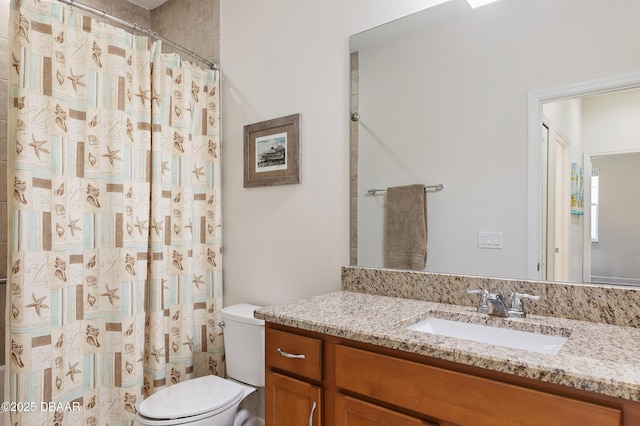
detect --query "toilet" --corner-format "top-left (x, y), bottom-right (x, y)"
top-left (134, 304), bottom-right (265, 426)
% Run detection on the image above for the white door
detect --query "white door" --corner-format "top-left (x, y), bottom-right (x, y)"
top-left (553, 134), bottom-right (570, 282)
top-left (542, 122), bottom-right (570, 282)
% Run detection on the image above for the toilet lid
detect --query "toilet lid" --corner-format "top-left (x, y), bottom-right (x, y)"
top-left (138, 375), bottom-right (245, 420)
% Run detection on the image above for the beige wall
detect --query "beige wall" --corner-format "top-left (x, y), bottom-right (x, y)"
top-left (219, 0), bottom-right (445, 307)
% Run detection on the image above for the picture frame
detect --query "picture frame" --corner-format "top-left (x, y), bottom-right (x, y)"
top-left (244, 113), bottom-right (301, 188)
top-left (571, 162), bottom-right (584, 215)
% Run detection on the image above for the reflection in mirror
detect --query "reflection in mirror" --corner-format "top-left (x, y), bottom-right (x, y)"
top-left (350, 0), bottom-right (640, 286)
top-left (541, 90), bottom-right (640, 286)
top-left (589, 153), bottom-right (640, 285)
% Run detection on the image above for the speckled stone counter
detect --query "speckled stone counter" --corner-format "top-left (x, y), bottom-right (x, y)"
top-left (255, 268), bottom-right (640, 402)
top-left (341, 266), bottom-right (640, 327)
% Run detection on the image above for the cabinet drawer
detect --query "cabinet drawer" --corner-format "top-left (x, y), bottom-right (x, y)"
top-left (266, 328), bottom-right (323, 381)
top-left (335, 394), bottom-right (436, 426)
top-left (335, 345), bottom-right (621, 426)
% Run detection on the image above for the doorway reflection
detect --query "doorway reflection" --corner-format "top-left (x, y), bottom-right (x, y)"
top-left (542, 88), bottom-right (640, 285)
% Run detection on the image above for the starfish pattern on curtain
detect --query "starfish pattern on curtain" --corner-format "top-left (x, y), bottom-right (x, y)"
top-left (7, 0), bottom-right (224, 424)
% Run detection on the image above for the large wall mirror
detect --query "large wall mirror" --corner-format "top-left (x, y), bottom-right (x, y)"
top-left (350, 0), bottom-right (640, 286)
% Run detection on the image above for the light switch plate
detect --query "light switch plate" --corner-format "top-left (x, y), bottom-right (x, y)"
top-left (478, 231), bottom-right (503, 249)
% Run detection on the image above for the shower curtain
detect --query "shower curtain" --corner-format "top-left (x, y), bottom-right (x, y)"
top-left (7, 0), bottom-right (224, 424)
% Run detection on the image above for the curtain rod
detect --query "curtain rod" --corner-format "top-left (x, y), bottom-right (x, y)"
top-left (56, 0), bottom-right (219, 70)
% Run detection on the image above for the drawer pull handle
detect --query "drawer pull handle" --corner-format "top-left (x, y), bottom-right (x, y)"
top-left (308, 401), bottom-right (317, 426)
top-left (277, 348), bottom-right (306, 359)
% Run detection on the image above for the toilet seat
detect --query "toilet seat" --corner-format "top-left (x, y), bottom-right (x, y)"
top-left (136, 375), bottom-right (245, 425)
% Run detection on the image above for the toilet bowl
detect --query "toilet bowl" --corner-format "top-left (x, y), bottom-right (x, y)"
top-left (134, 375), bottom-right (254, 425)
top-left (134, 304), bottom-right (265, 426)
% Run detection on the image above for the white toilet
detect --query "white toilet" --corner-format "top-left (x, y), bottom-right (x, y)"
top-left (134, 304), bottom-right (265, 426)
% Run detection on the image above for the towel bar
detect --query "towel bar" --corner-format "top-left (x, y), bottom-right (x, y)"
top-left (367, 184), bottom-right (444, 195)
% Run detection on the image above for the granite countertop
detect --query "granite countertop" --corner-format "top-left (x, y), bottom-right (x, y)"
top-left (255, 290), bottom-right (640, 402)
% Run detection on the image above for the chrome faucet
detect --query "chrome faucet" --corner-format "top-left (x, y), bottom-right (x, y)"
top-left (486, 292), bottom-right (510, 317)
top-left (466, 289), bottom-right (489, 314)
top-left (507, 292), bottom-right (541, 318)
top-left (467, 289), bottom-right (540, 318)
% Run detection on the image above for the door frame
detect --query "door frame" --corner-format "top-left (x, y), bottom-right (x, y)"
top-left (527, 71), bottom-right (640, 280)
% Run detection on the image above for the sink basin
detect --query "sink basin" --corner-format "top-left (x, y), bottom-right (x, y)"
top-left (407, 317), bottom-right (568, 355)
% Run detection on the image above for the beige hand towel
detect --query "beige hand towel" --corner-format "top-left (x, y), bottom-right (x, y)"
top-left (385, 184), bottom-right (427, 270)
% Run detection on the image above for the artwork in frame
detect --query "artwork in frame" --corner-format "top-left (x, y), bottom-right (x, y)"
top-left (244, 113), bottom-right (301, 187)
top-left (571, 162), bottom-right (584, 215)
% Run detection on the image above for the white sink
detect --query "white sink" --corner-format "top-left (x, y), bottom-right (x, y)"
top-left (407, 317), bottom-right (568, 355)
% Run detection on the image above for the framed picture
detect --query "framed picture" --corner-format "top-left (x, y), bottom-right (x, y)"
top-left (244, 113), bottom-right (301, 187)
top-left (571, 162), bottom-right (584, 215)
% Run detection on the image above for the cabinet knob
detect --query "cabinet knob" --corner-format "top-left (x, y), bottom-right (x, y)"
top-left (277, 347), bottom-right (306, 359)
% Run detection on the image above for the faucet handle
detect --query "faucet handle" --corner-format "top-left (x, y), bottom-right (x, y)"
top-left (466, 288), bottom-right (490, 314)
top-left (509, 292), bottom-right (540, 317)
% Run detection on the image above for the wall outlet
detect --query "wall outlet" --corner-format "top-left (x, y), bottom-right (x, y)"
top-left (478, 231), bottom-right (503, 249)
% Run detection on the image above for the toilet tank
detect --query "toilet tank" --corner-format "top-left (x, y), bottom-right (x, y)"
top-left (221, 304), bottom-right (265, 387)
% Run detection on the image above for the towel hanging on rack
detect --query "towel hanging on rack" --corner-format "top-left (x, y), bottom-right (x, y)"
top-left (385, 184), bottom-right (427, 270)
top-left (368, 183), bottom-right (443, 195)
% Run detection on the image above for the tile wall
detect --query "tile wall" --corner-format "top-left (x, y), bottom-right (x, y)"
top-left (77, 0), bottom-right (152, 27)
top-left (152, 0), bottom-right (219, 65)
top-left (350, 51), bottom-right (359, 265)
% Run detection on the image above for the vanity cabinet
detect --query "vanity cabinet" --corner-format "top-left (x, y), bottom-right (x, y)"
top-left (265, 323), bottom-right (638, 426)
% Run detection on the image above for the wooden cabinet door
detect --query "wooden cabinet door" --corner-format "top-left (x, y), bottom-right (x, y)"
top-left (335, 345), bottom-right (621, 426)
top-left (265, 371), bottom-right (322, 426)
top-left (335, 394), bottom-right (436, 426)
